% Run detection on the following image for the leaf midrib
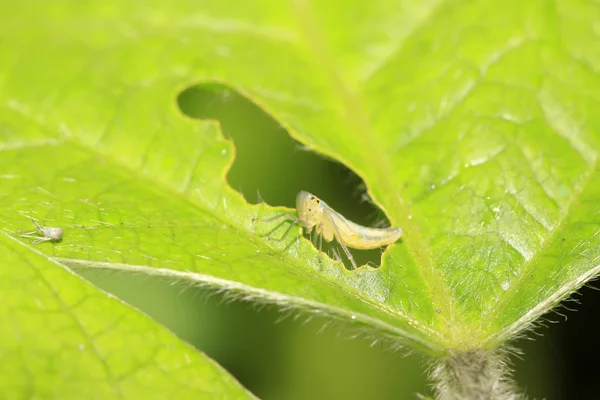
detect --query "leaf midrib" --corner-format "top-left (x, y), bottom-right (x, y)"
top-left (292, 0), bottom-right (458, 337)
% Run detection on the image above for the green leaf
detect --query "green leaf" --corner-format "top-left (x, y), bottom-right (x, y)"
top-left (0, 233), bottom-right (254, 398)
top-left (1, 0), bottom-right (600, 367)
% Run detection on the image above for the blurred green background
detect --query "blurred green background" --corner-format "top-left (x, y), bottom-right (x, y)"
top-left (77, 84), bottom-right (569, 399)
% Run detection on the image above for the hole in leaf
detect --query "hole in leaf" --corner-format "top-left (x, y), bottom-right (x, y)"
top-left (178, 83), bottom-right (393, 269)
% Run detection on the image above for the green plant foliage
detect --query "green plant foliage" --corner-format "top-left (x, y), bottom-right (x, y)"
top-left (0, 234), bottom-right (255, 398)
top-left (1, 3), bottom-right (600, 396)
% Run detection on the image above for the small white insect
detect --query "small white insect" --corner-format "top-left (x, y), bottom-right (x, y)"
top-left (20, 218), bottom-right (63, 244)
top-left (253, 191), bottom-right (402, 270)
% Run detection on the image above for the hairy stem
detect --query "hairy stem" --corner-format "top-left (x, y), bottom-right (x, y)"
top-left (430, 349), bottom-right (524, 400)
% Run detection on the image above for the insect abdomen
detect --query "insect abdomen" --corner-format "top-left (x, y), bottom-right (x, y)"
top-left (330, 212), bottom-right (402, 250)
top-left (346, 226), bottom-right (402, 250)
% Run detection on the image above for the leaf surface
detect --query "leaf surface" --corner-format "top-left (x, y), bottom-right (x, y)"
top-left (1, 0), bottom-right (600, 359)
top-left (0, 234), bottom-right (254, 398)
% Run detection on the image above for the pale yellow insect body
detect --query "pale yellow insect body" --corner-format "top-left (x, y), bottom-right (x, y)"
top-left (20, 218), bottom-right (63, 244)
top-left (253, 191), bottom-right (402, 269)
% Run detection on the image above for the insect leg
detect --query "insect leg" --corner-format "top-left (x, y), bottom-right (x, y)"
top-left (331, 247), bottom-right (342, 263)
top-left (253, 212), bottom-right (301, 241)
top-left (338, 239), bottom-right (357, 270)
top-left (19, 234), bottom-right (41, 240)
top-left (31, 218), bottom-right (43, 233)
top-left (328, 215), bottom-right (357, 270)
top-left (252, 213), bottom-right (296, 224)
top-left (317, 223), bottom-right (323, 266)
top-left (31, 237), bottom-right (53, 245)
top-left (269, 219), bottom-right (300, 242)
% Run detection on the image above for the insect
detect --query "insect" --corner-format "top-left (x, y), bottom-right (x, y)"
top-left (20, 218), bottom-right (63, 244)
top-left (252, 191), bottom-right (402, 270)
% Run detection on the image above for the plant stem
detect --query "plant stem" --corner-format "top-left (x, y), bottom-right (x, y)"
top-left (430, 349), bottom-right (524, 400)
